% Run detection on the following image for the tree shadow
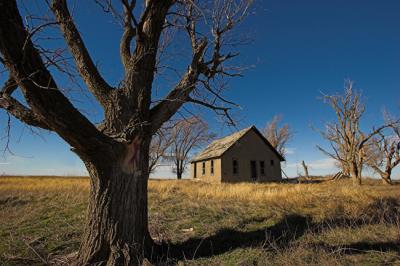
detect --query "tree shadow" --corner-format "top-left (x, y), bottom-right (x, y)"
top-left (165, 214), bottom-right (312, 260)
top-left (157, 197), bottom-right (400, 263)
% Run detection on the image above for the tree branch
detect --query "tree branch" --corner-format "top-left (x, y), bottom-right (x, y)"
top-left (150, 39), bottom-right (207, 133)
top-left (0, 0), bottom-right (114, 157)
top-left (0, 75), bottom-right (49, 129)
top-left (1, 76), bottom-right (18, 96)
top-left (358, 122), bottom-right (398, 150)
top-left (187, 97), bottom-right (235, 125)
top-left (120, 0), bottom-right (138, 69)
top-left (0, 94), bottom-right (49, 130)
top-left (51, 0), bottom-right (113, 106)
top-left (132, 0), bottom-right (175, 70)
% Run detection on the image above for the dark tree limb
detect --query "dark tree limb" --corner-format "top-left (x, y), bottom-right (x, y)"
top-left (132, 0), bottom-right (175, 73)
top-left (1, 76), bottom-right (18, 96)
top-left (0, 77), bottom-right (48, 129)
top-left (120, 0), bottom-right (138, 69)
top-left (51, 0), bottom-right (113, 107)
top-left (0, 94), bottom-right (49, 130)
top-left (0, 0), bottom-right (114, 157)
top-left (187, 97), bottom-right (235, 125)
top-left (149, 39), bottom-right (207, 134)
top-left (358, 122), bottom-right (398, 150)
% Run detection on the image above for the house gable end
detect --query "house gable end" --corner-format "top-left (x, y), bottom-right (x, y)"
top-left (221, 126), bottom-right (285, 162)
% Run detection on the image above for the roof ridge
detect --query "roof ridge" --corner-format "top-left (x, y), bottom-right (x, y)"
top-left (214, 125), bottom-right (252, 141)
top-left (190, 125), bottom-right (254, 162)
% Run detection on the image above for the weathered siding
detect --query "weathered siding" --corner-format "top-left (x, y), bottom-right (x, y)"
top-left (190, 158), bottom-right (222, 183)
top-left (221, 130), bottom-right (282, 182)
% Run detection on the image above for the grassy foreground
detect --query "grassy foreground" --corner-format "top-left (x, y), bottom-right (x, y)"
top-left (0, 177), bottom-right (399, 265)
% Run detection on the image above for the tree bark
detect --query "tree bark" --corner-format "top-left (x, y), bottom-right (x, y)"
top-left (77, 139), bottom-right (157, 265)
top-left (350, 162), bottom-right (362, 185)
top-left (176, 160), bottom-right (183, 180)
top-left (177, 171), bottom-right (182, 180)
top-left (381, 172), bottom-right (393, 185)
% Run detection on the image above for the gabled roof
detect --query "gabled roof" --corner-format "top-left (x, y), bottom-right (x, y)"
top-left (191, 126), bottom-right (285, 162)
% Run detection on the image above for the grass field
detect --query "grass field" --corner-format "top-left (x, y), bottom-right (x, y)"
top-left (0, 176), bottom-right (399, 265)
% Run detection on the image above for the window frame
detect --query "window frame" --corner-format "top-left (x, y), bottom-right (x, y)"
top-left (202, 161), bottom-right (206, 175)
top-left (260, 161), bottom-right (265, 175)
top-left (210, 160), bottom-right (214, 175)
top-left (232, 159), bottom-right (239, 175)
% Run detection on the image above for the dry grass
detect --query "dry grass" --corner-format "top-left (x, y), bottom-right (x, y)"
top-left (1, 176), bottom-right (400, 265)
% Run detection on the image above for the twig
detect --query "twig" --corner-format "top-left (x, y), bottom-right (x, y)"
top-left (23, 239), bottom-right (47, 265)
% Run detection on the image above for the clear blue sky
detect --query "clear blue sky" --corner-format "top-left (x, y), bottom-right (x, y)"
top-left (1, 0), bottom-right (399, 178)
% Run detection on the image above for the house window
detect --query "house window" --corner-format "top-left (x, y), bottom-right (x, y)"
top-left (233, 159), bottom-right (239, 175)
top-left (270, 159), bottom-right (274, 166)
top-left (202, 162), bottom-right (206, 175)
top-left (260, 161), bottom-right (265, 175)
top-left (210, 160), bottom-right (214, 175)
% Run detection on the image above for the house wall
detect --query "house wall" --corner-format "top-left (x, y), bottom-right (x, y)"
top-left (190, 158), bottom-right (222, 183)
top-left (221, 130), bottom-right (282, 182)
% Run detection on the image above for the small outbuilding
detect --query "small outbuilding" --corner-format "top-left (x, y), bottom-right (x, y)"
top-left (190, 126), bottom-right (284, 183)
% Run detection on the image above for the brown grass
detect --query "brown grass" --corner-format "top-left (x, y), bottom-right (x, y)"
top-left (0, 176), bottom-right (399, 265)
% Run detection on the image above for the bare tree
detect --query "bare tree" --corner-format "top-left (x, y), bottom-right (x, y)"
top-left (317, 81), bottom-right (395, 185)
top-left (0, 0), bottom-right (252, 263)
top-left (366, 124), bottom-right (400, 185)
top-left (263, 115), bottom-right (293, 158)
top-left (149, 127), bottom-right (173, 174)
top-left (165, 117), bottom-right (214, 179)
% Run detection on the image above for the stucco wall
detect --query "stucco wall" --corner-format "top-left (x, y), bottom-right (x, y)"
top-left (221, 130), bottom-right (282, 182)
top-left (190, 158), bottom-right (222, 183)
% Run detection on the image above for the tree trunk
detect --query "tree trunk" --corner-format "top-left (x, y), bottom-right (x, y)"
top-left (350, 162), bottom-right (362, 185)
top-left (176, 160), bottom-right (183, 180)
top-left (77, 140), bottom-right (157, 265)
top-left (340, 161), bottom-right (350, 177)
top-left (177, 167), bottom-right (182, 180)
top-left (381, 173), bottom-right (393, 185)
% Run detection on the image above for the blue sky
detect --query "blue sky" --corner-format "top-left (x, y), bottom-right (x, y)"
top-left (1, 0), bottom-right (399, 178)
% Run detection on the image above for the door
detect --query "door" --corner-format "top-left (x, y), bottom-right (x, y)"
top-left (250, 160), bottom-right (257, 181)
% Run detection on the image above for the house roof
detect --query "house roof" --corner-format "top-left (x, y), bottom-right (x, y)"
top-left (191, 126), bottom-right (285, 162)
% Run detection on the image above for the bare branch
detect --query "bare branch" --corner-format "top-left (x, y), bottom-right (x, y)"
top-left (187, 97), bottom-right (235, 126)
top-left (120, 0), bottom-right (138, 69)
top-left (150, 0), bottom-right (252, 133)
top-left (150, 39), bottom-right (208, 133)
top-left (51, 0), bottom-right (113, 106)
top-left (263, 115), bottom-right (293, 157)
top-left (0, 0), bottom-right (113, 156)
top-left (149, 124), bottom-right (174, 173)
top-left (365, 114), bottom-right (400, 184)
top-left (1, 76), bottom-right (18, 96)
top-left (163, 116), bottom-right (214, 179)
top-left (0, 94), bottom-right (49, 130)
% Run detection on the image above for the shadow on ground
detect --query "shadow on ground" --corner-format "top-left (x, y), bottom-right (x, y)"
top-left (160, 197), bottom-right (400, 262)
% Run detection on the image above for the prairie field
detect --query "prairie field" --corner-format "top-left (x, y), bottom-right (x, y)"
top-left (0, 176), bottom-right (399, 265)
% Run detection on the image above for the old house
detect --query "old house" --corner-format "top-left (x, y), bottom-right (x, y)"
top-left (190, 126), bottom-right (284, 182)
